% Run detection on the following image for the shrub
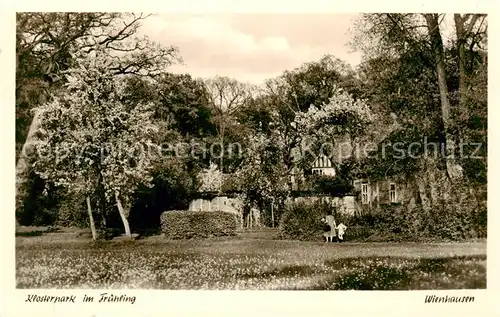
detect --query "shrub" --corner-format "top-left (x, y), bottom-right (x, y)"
top-left (279, 201), bottom-right (331, 241)
top-left (278, 187), bottom-right (487, 243)
top-left (16, 170), bottom-right (61, 226)
top-left (474, 208), bottom-right (487, 238)
top-left (160, 210), bottom-right (237, 239)
top-left (349, 203), bottom-right (487, 242)
top-left (345, 225), bottom-right (374, 241)
top-left (55, 193), bottom-right (89, 228)
top-left (419, 207), bottom-right (484, 241)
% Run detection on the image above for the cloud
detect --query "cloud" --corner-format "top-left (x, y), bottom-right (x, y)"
top-left (139, 13), bottom-right (362, 84)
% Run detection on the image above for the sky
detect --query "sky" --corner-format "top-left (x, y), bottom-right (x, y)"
top-left (138, 13), bottom-right (363, 85)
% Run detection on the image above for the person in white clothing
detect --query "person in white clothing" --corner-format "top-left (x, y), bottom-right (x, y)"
top-left (336, 223), bottom-right (347, 242)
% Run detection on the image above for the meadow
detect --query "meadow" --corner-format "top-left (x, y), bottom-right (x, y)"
top-left (16, 228), bottom-right (486, 290)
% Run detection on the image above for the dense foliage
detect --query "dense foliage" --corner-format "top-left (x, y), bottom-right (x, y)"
top-left (312, 175), bottom-right (354, 196)
top-left (278, 201), bottom-right (332, 241)
top-left (278, 197), bottom-right (486, 243)
top-left (350, 205), bottom-right (486, 242)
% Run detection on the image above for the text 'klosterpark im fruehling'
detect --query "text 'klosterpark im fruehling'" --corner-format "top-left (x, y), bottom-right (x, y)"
top-left (25, 293), bottom-right (136, 304)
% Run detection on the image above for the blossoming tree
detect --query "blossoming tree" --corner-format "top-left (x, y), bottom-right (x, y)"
top-left (199, 162), bottom-right (224, 193)
top-left (31, 49), bottom-right (158, 239)
top-left (293, 85), bottom-right (373, 165)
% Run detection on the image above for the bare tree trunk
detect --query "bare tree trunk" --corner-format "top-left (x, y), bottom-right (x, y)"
top-left (271, 201), bottom-right (275, 228)
top-left (115, 192), bottom-right (132, 238)
top-left (86, 196), bottom-right (98, 240)
top-left (250, 209), bottom-right (253, 229)
top-left (454, 14), bottom-right (483, 108)
top-left (238, 213), bottom-right (244, 229)
top-left (424, 14), bottom-right (463, 181)
top-left (218, 123), bottom-right (225, 210)
top-left (425, 158), bottom-right (439, 206)
top-left (416, 177), bottom-right (431, 213)
top-left (16, 111), bottom-right (41, 188)
top-left (454, 14), bottom-right (468, 107)
top-left (220, 123), bottom-right (225, 175)
top-left (15, 111), bottom-right (42, 227)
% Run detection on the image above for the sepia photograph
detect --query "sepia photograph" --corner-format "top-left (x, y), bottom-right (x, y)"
top-left (14, 11), bottom-right (488, 293)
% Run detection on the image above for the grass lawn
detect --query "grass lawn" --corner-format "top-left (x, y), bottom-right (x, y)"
top-left (16, 228), bottom-right (486, 290)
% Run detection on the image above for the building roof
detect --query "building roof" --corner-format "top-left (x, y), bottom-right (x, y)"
top-left (312, 154), bottom-right (335, 169)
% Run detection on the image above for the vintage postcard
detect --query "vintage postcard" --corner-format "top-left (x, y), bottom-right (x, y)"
top-left (1, 1), bottom-right (498, 316)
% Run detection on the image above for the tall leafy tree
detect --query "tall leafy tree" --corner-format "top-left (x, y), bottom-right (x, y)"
top-left (120, 73), bottom-right (221, 231)
top-left (231, 66), bottom-right (372, 222)
top-left (258, 55), bottom-right (362, 175)
top-left (350, 13), bottom-right (487, 212)
top-left (351, 13), bottom-right (487, 182)
top-left (453, 14), bottom-right (487, 110)
top-left (204, 76), bottom-right (254, 174)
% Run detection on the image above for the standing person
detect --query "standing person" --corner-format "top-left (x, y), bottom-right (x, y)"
top-left (322, 213), bottom-right (337, 243)
top-left (337, 223), bottom-right (347, 243)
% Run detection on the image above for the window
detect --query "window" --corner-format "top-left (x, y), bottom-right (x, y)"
top-left (361, 183), bottom-right (369, 204)
top-left (312, 169), bottom-right (323, 176)
top-left (390, 183), bottom-right (397, 203)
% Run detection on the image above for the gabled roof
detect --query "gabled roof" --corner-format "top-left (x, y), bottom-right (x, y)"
top-left (312, 154), bottom-right (334, 169)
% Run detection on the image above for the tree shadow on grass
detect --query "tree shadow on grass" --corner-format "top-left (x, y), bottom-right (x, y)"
top-left (317, 255), bottom-right (486, 290)
top-left (235, 255), bottom-right (486, 290)
top-left (15, 226), bottom-right (61, 237)
top-left (16, 231), bottom-right (44, 237)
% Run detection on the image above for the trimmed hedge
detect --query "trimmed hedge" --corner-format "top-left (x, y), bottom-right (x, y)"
top-left (160, 210), bottom-right (237, 239)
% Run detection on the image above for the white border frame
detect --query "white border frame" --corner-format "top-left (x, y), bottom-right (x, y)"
top-left (1, 1), bottom-right (499, 317)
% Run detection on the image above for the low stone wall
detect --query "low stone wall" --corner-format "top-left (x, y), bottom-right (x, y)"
top-left (188, 196), bottom-right (260, 228)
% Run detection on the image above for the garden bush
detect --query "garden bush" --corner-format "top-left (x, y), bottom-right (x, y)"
top-left (16, 170), bottom-right (61, 226)
top-left (278, 201), bottom-right (374, 242)
top-left (275, 176), bottom-right (488, 243)
top-left (277, 198), bottom-right (487, 242)
top-left (278, 201), bottom-right (331, 241)
top-left (349, 202), bottom-right (487, 242)
top-left (160, 210), bottom-right (237, 239)
top-left (419, 206), bottom-right (486, 241)
top-left (345, 225), bottom-right (374, 241)
top-left (55, 193), bottom-right (89, 228)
